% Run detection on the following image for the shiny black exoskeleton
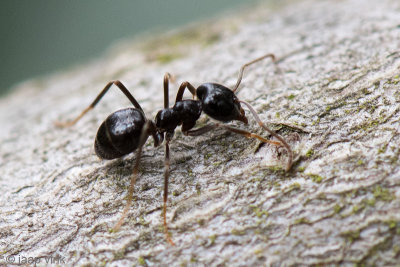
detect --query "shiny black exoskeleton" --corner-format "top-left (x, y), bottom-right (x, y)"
top-left (196, 83), bottom-right (248, 124)
top-left (95, 108), bottom-right (147, 159)
top-left (155, 99), bottom-right (202, 134)
top-left (94, 82), bottom-right (248, 160)
top-left (56, 54), bottom-right (292, 245)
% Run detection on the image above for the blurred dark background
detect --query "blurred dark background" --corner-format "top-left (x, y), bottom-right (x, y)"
top-left (0, 0), bottom-right (259, 96)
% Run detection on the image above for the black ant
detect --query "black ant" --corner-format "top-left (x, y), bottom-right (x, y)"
top-left (56, 54), bottom-right (293, 245)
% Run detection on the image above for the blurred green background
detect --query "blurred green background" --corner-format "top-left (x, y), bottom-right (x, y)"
top-left (0, 0), bottom-right (259, 96)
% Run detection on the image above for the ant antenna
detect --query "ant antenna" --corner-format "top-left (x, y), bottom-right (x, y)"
top-left (232, 54), bottom-right (276, 93)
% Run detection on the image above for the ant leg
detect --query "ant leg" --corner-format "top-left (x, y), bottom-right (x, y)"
top-left (113, 120), bottom-right (152, 231)
top-left (216, 124), bottom-right (283, 146)
top-left (175, 81), bottom-right (197, 102)
top-left (163, 73), bottom-right (172, 108)
top-left (239, 100), bottom-right (293, 171)
top-left (163, 135), bottom-right (175, 245)
top-left (55, 80), bottom-right (143, 127)
top-left (183, 123), bottom-right (218, 136)
top-left (185, 123), bottom-right (282, 146)
top-left (232, 53), bottom-right (276, 93)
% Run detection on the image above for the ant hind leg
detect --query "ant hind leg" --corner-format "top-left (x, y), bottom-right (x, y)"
top-left (55, 80), bottom-right (143, 127)
top-left (112, 120), bottom-right (152, 232)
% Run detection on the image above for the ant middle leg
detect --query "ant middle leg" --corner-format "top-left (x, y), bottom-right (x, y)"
top-left (232, 53), bottom-right (276, 93)
top-left (55, 80), bottom-right (143, 127)
top-left (161, 73), bottom-right (179, 244)
top-left (175, 81), bottom-right (196, 102)
top-left (162, 133), bottom-right (175, 245)
top-left (163, 73), bottom-right (172, 108)
top-left (163, 72), bottom-right (196, 105)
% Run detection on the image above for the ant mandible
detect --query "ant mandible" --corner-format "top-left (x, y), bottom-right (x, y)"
top-left (56, 53), bottom-right (293, 245)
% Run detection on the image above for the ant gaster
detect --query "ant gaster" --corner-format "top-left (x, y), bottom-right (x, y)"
top-left (56, 54), bottom-right (293, 245)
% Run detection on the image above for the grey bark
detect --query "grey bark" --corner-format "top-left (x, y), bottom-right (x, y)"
top-left (1, 0), bottom-right (400, 266)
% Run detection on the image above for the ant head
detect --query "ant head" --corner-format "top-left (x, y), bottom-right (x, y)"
top-left (155, 108), bottom-right (180, 133)
top-left (196, 83), bottom-right (248, 124)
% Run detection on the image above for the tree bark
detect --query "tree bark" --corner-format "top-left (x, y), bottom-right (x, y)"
top-left (1, 0), bottom-right (400, 265)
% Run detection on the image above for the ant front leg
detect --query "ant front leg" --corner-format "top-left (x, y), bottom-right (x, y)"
top-left (55, 80), bottom-right (143, 127)
top-left (184, 123), bottom-right (282, 146)
top-left (239, 100), bottom-right (293, 171)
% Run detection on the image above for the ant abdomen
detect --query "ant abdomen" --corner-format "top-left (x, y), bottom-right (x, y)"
top-left (95, 108), bottom-right (146, 159)
top-left (196, 83), bottom-right (247, 124)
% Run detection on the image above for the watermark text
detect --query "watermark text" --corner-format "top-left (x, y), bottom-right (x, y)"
top-left (0, 254), bottom-right (66, 265)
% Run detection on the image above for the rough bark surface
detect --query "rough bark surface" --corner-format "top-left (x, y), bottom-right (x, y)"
top-left (1, 0), bottom-right (400, 266)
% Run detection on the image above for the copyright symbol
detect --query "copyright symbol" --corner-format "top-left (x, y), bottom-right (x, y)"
top-left (6, 255), bottom-right (15, 263)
